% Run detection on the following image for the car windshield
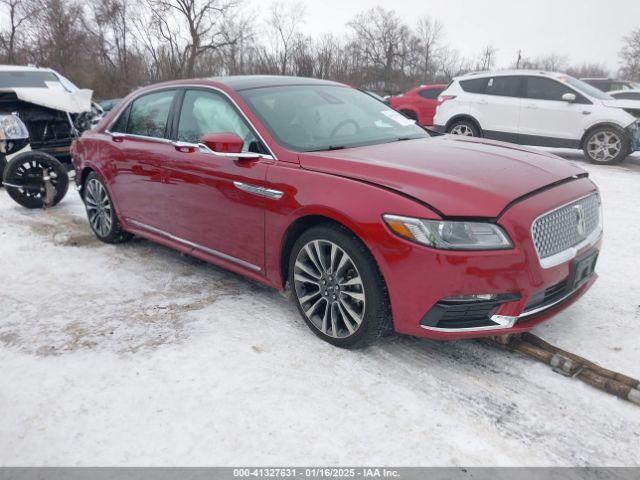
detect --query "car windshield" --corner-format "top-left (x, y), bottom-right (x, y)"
top-left (0, 70), bottom-right (73, 91)
top-left (561, 76), bottom-right (613, 100)
top-left (239, 85), bottom-right (428, 152)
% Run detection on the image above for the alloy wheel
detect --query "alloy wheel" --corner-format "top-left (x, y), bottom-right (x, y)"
top-left (450, 124), bottom-right (475, 136)
top-left (293, 240), bottom-right (366, 338)
top-left (85, 178), bottom-right (113, 238)
top-left (587, 131), bottom-right (622, 162)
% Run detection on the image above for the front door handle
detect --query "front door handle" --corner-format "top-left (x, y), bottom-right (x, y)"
top-left (524, 104), bottom-right (538, 109)
top-left (172, 141), bottom-right (199, 153)
top-left (109, 132), bottom-right (126, 143)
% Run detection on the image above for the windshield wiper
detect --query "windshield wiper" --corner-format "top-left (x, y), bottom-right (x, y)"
top-left (306, 145), bottom-right (347, 152)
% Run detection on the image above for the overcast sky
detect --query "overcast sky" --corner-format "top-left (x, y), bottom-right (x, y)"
top-left (251, 0), bottom-right (639, 71)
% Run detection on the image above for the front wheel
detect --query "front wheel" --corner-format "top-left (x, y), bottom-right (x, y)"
top-left (289, 224), bottom-right (391, 349)
top-left (2, 151), bottom-right (69, 208)
top-left (447, 119), bottom-right (480, 137)
top-left (583, 126), bottom-right (629, 164)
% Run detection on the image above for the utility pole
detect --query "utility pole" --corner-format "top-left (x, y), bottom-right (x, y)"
top-left (516, 50), bottom-right (522, 69)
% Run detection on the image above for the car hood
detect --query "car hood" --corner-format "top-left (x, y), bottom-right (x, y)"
top-left (0, 87), bottom-right (93, 113)
top-left (298, 136), bottom-right (587, 217)
top-left (601, 98), bottom-right (640, 111)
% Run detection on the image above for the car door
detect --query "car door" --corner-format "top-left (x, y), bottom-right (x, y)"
top-left (518, 76), bottom-right (590, 145)
top-left (475, 75), bottom-right (522, 142)
top-left (107, 89), bottom-right (177, 229)
top-left (163, 88), bottom-right (273, 272)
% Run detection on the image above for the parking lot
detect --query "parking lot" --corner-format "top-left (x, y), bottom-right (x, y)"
top-left (1, 150), bottom-right (639, 466)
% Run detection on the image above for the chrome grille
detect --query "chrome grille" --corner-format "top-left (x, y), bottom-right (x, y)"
top-left (532, 194), bottom-right (601, 260)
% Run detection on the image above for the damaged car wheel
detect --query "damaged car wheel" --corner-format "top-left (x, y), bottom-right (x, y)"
top-left (3, 151), bottom-right (69, 209)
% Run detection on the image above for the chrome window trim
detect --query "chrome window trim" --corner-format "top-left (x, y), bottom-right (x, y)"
top-left (126, 218), bottom-right (261, 272)
top-left (171, 140), bottom-right (274, 161)
top-left (106, 84), bottom-right (277, 160)
top-left (106, 131), bottom-right (173, 145)
top-left (531, 192), bottom-right (602, 269)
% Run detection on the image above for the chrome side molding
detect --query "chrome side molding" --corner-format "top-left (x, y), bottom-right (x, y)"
top-left (233, 181), bottom-right (284, 200)
top-left (126, 218), bottom-right (261, 272)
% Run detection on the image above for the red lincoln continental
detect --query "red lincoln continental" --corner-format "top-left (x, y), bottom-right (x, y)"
top-left (71, 76), bottom-right (602, 348)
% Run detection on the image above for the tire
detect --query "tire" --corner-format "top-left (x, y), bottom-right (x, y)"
top-left (447, 119), bottom-right (480, 137)
top-left (288, 223), bottom-right (391, 349)
top-left (0, 154), bottom-right (6, 187)
top-left (83, 171), bottom-right (132, 244)
top-left (3, 151), bottom-right (69, 209)
top-left (583, 125), bottom-right (629, 165)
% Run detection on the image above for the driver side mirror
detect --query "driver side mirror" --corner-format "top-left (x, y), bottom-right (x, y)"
top-left (198, 132), bottom-right (264, 160)
top-left (562, 93), bottom-right (577, 103)
top-left (200, 132), bottom-right (244, 154)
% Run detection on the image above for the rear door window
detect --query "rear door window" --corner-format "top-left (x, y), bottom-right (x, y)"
top-left (459, 78), bottom-right (488, 94)
top-left (484, 76), bottom-right (521, 97)
top-left (418, 88), bottom-right (444, 99)
top-left (126, 90), bottom-right (176, 138)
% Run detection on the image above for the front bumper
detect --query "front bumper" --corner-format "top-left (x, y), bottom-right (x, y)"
top-left (375, 177), bottom-right (601, 340)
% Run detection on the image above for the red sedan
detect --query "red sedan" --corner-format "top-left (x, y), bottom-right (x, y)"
top-left (389, 84), bottom-right (447, 126)
top-left (71, 76), bottom-right (602, 348)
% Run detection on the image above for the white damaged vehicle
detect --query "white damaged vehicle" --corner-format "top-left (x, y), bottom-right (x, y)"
top-left (0, 65), bottom-right (102, 208)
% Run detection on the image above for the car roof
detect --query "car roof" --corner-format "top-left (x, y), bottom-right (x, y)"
top-left (0, 64), bottom-right (54, 73)
top-left (207, 75), bottom-right (344, 91)
top-left (455, 69), bottom-right (566, 81)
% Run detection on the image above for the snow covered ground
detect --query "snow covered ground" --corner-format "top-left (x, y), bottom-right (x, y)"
top-left (1, 151), bottom-right (639, 467)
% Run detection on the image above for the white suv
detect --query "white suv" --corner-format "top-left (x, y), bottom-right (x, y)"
top-left (433, 70), bottom-right (640, 164)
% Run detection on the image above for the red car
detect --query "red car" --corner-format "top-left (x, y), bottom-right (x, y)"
top-left (71, 76), bottom-right (602, 348)
top-left (389, 84), bottom-right (447, 126)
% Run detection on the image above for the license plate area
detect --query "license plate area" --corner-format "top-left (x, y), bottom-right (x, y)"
top-left (570, 250), bottom-right (598, 290)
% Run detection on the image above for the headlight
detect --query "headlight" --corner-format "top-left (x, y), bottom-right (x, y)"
top-left (383, 214), bottom-right (513, 250)
top-left (0, 114), bottom-right (29, 141)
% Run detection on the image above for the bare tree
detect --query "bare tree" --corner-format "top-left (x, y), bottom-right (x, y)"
top-left (88, 0), bottom-right (148, 97)
top-left (415, 16), bottom-right (443, 82)
top-left (619, 28), bottom-right (640, 81)
top-left (0, 0), bottom-right (32, 63)
top-left (266, 1), bottom-right (306, 75)
top-left (141, 0), bottom-right (240, 80)
top-left (348, 7), bottom-right (410, 92)
top-left (22, 0), bottom-right (91, 84)
top-left (477, 45), bottom-right (497, 71)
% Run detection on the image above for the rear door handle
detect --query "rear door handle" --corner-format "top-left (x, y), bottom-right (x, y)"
top-left (525, 104), bottom-right (538, 109)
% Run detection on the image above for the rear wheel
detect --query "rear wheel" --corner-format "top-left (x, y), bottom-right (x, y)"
top-left (0, 154), bottom-right (6, 186)
top-left (289, 224), bottom-right (391, 349)
top-left (2, 151), bottom-right (68, 208)
top-left (83, 171), bottom-right (132, 244)
top-left (447, 119), bottom-right (480, 137)
top-left (583, 126), bottom-right (629, 164)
